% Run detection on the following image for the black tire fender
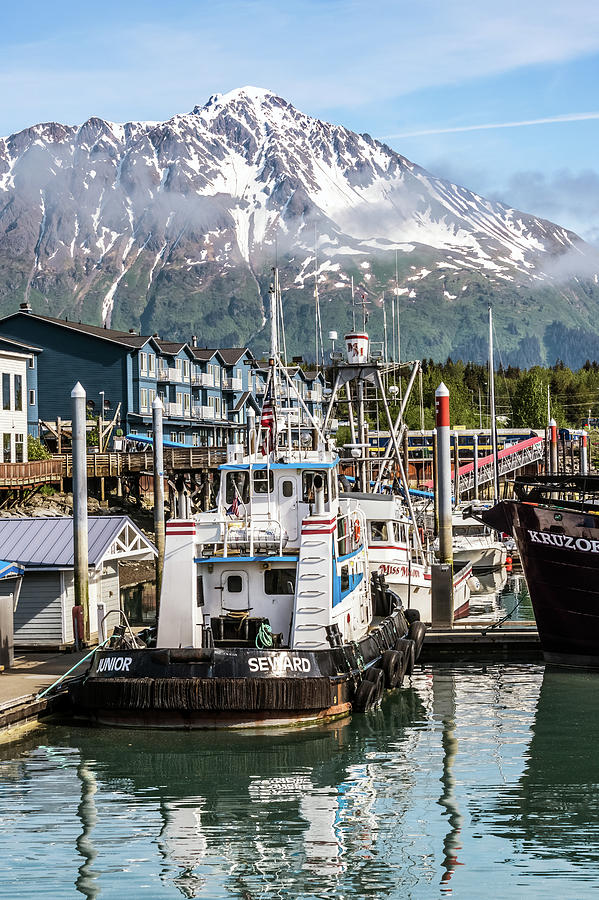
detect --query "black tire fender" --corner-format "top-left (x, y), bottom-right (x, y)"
top-left (395, 638), bottom-right (416, 676)
top-left (381, 649), bottom-right (403, 689)
top-left (364, 666), bottom-right (385, 692)
top-left (408, 621), bottom-right (427, 661)
top-left (354, 679), bottom-right (377, 712)
top-left (404, 608), bottom-right (421, 625)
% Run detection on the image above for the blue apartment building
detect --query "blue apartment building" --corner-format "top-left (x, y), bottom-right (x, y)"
top-left (0, 305), bottom-right (267, 447)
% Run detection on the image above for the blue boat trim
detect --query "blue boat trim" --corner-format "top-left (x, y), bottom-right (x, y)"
top-left (336, 546), bottom-right (363, 563)
top-left (219, 458), bottom-right (339, 472)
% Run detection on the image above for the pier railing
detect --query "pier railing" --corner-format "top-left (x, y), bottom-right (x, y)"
top-left (58, 447), bottom-right (227, 479)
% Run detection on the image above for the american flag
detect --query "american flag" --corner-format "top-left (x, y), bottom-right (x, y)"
top-left (260, 381), bottom-right (276, 456)
top-left (226, 495), bottom-right (241, 517)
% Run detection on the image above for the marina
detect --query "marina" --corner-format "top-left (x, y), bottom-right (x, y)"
top-left (2, 662), bottom-right (598, 898)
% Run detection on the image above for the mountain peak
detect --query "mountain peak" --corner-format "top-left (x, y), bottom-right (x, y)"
top-left (198, 86), bottom-right (282, 114)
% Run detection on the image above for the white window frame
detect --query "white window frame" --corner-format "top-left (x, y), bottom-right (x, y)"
top-left (29, 389), bottom-right (36, 406)
top-left (140, 351), bottom-right (148, 375)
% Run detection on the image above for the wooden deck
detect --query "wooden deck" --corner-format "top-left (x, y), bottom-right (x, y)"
top-left (0, 448), bottom-right (227, 489)
top-left (59, 446), bottom-right (227, 478)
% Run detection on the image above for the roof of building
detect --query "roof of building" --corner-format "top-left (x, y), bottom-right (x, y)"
top-left (0, 516), bottom-right (156, 568)
top-left (155, 340), bottom-right (188, 355)
top-left (0, 334), bottom-right (43, 354)
top-left (190, 347), bottom-right (221, 362)
top-left (216, 348), bottom-right (253, 365)
top-left (1, 311), bottom-right (155, 350)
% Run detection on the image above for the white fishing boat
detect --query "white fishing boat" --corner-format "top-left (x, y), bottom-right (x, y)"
top-left (68, 271), bottom-right (424, 728)
top-left (452, 509), bottom-right (507, 572)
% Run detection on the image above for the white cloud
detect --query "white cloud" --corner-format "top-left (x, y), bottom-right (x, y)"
top-left (2, 0), bottom-right (599, 133)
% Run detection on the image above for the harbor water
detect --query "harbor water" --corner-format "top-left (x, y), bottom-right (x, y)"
top-left (2, 660), bottom-right (599, 898)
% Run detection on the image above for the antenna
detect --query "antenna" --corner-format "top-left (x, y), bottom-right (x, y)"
top-left (395, 249), bottom-right (401, 366)
top-left (351, 276), bottom-right (356, 330)
top-left (314, 227), bottom-right (324, 372)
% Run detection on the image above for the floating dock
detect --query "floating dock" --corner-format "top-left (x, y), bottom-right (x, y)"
top-left (421, 621), bottom-right (541, 662)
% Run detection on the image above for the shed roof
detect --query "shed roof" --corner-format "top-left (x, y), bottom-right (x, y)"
top-left (0, 516), bottom-right (156, 568)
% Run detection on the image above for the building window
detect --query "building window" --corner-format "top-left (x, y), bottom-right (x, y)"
top-left (28, 357), bottom-right (34, 368)
top-left (29, 389), bottom-right (35, 406)
top-left (13, 371), bottom-right (22, 410)
top-left (148, 354), bottom-right (155, 375)
top-left (149, 389), bottom-right (156, 407)
top-left (170, 432), bottom-right (177, 442)
top-left (176, 392), bottom-right (183, 412)
top-left (140, 388), bottom-right (149, 411)
top-left (192, 433), bottom-right (199, 446)
top-left (2, 373), bottom-right (10, 410)
top-left (176, 358), bottom-right (183, 377)
top-left (214, 397), bottom-right (221, 417)
top-left (15, 434), bottom-right (23, 463)
top-left (184, 393), bottom-right (191, 416)
top-left (183, 360), bottom-right (190, 379)
top-left (140, 351), bottom-right (147, 375)
top-left (214, 367), bottom-right (220, 386)
top-left (3, 434), bottom-right (10, 462)
top-left (177, 432), bottom-right (185, 444)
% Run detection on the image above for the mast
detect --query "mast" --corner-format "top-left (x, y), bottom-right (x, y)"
top-left (351, 276), bottom-right (356, 330)
top-left (489, 305), bottom-right (499, 501)
top-left (395, 249), bottom-right (401, 368)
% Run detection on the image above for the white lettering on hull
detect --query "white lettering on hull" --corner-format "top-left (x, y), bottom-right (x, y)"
top-left (248, 656), bottom-right (312, 674)
top-left (97, 656), bottom-right (132, 673)
top-left (527, 530), bottom-right (599, 553)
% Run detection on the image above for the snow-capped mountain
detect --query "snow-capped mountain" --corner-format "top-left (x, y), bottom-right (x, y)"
top-left (1, 86), bottom-right (598, 364)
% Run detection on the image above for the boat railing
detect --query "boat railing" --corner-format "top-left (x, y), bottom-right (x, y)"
top-left (336, 507), bottom-right (368, 558)
top-left (220, 513), bottom-right (287, 558)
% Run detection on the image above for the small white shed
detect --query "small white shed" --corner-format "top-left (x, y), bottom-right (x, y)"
top-left (0, 516), bottom-right (156, 649)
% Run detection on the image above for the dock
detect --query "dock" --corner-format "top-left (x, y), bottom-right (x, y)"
top-left (421, 621), bottom-right (541, 662)
top-left (0, 650), bottom-right (87, 744)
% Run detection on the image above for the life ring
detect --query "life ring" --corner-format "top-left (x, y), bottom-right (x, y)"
top-left (353, 519), bottom-right (361, 543)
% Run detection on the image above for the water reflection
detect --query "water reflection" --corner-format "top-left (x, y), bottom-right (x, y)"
top-left (488, 667), bottom-right (599, 868)
top-left (432, 671), bottom-right (463, 891)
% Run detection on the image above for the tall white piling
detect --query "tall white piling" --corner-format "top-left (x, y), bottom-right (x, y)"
top-left (152, 397), bottom-right (165, 613)
top-left (581, 430), bottom-right (588, 475)
top-left (549, 418), bottom-right (559, 474)
top-left (435, 384), bottom-right (453, 565)
top-left (71, 382), bottom-right (90, 643)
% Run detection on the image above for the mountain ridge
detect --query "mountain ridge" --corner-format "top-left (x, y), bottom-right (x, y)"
top-left (1, 86), bottom-right (598, 366)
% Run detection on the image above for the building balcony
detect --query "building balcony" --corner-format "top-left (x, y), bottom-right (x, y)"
top-left (192, 404), bottom-right (214, 420)
top-left (157, 366), bottom-right (169, 381)
top-left (222, 376), bottom-right (243, 391)
top-left (255, 383), bottom-right (265, 394)
top-left (191, 374), bottom-right (204, 386)
top-left (168, 368), bottom-right (184, 383)
top-left (306, 390), bottom-right (321, 402)
top-left (166, 402), bottom-right (183, 418)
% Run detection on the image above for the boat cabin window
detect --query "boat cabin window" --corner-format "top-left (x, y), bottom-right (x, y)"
top-left (253, 470), bottom-right (274, 494)
top-left (196, 574), bottom-right (204, 607)
top-left (330, 472), bottom-right (337, 501)
top-left (302, 470), bottom-right (329, 502)
top-left (393, 522), bottom-right (406, 544)
top-left (370, 521), bottom-right (388, 542)
top-left (282, 479), bottom-right (294, 498)
top-left (456, 524), bottom-right (486, 537)
top-left (227, 575), bottom-right (243, 593)
top-left (226, 471), bottom-right (249, 504)
top-left (264, 568), bottom-right (296, 595)
top-left (341, 565), bottom-right (349, 592)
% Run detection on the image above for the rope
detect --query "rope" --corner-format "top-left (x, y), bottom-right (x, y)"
top-left (480, 585), bottom-right (527, 634)
top-left (36, 638), bottom-right (110, 699)
top-left (255, 622), bottom-right (273, 649)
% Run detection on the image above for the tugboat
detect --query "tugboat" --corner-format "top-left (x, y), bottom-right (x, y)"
top-left (69, 274), bottom-right (425, 728)
top-left (478, 474), bottom-right (599, 667)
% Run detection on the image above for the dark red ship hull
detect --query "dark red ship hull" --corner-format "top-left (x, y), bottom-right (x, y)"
top-left (481, 495), bottom-right (599, 667)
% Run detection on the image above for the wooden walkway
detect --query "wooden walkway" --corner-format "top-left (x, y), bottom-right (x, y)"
top-left (0, 448), bottom-right (227, 489)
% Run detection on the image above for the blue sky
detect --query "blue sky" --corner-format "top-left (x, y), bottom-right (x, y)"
top-left (3, 0), bottom-right (599, 241)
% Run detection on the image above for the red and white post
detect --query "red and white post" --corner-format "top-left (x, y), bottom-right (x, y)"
top-left (549, 418), bottom-right (558, 475)
top-left (580, 430), bottom-right (588, 475)
top-left (435, 383), bottom-right (453, 565)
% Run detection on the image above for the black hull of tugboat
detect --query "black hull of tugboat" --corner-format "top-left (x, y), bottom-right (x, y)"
top-left (481, 499), bottom-right (599, 668)
top-left (69, 609), bottom-right (420, 729)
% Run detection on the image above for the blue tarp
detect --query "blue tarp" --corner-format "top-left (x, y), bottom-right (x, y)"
top-left (125, 433), bottom-right (194, 449)
top-left (0, 561), bottom-right (24, 579)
